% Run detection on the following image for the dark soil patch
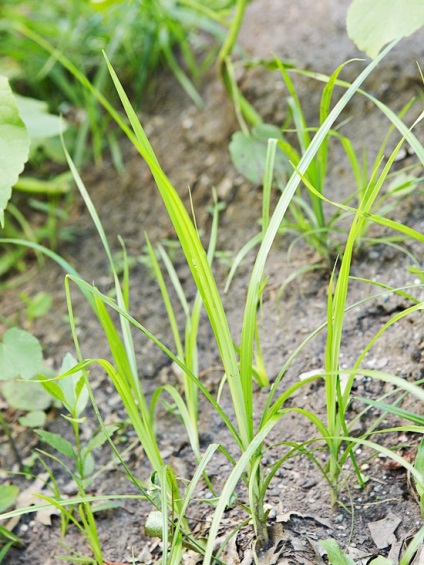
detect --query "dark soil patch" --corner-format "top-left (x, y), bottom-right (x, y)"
top-left (1, 1), bottom-right (424, 563)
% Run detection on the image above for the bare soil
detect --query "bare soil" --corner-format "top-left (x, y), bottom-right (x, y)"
top-left (1, 1), bottom-right (424, 563)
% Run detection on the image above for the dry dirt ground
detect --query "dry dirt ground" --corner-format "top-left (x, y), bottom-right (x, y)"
top-left (1, 1), bottom-right (424, 563)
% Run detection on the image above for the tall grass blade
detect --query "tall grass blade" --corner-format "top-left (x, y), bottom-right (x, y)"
top-left (103, 54), bottom-right (250, 448)
top-left (239, 41), bottom-right (399, 443)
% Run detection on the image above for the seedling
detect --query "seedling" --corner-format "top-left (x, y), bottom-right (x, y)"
top-left (18, 291), bottom-right (52, 323)
top-left (0, 485), bottom-right (21, 563)
top-left (36, 352), bottom-right (120, 563)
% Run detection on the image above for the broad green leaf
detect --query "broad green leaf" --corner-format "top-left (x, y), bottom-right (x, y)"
top-left (36, 429), bottom-right (76, 459)
top-left (57, 353), bottom-right (89, 417)
top-left (0, 485), bottom-right (19, 513)
top-left (39, 376), bottom-right (66, 405)
top-left (0, 328), bottom-right (43, 381)
top-left (0, 76), bottom-right (30, 227)
top-left (347, 0), bottom-right (424, 59)
top-left (145, 510), bottom-right (164, 539)
top-left (15, 94), bottom-right (66, 147)
top-left (3, 378), bottom-right (52, 411)
top-left (18, 410), bottom-right (46, 428)
top-left (319, 539), bottom-right (355, 565)
top-left (83, 451), bottom-right (95, 477)
top-left (229, 123), bottom-right (288, 185)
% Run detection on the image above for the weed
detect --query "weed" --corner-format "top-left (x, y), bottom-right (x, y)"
top-left (34, 352), bottom-right (124, 563)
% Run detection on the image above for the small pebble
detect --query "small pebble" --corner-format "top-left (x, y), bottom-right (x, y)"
top-left (411, 348), bottom-right (421, 362)
top-left (335, 514), bottom-right (344, 523)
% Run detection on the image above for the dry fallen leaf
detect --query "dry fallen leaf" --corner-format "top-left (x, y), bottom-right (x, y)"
top-left (255, 523), bottom-right (288, 565)
top-left (12, 473), bottom-right (61, 528)
top-left (368, 512), bottom-right (401, 549)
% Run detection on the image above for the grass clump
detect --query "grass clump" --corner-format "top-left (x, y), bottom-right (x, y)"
top-left (1, 15), bottom-right (424, 565)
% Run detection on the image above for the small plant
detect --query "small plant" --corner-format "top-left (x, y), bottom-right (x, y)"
top-left (35, 352), bottom-right (120, 563)
top-left (227, 59), bottom-right (423, 277)
top-left (18, 291), bottom-right (52, 323)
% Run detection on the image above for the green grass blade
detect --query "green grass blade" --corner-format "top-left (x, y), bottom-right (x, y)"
top-left (103, 55), bottom-right (249, 447)
top-left (262, 138), bottom-right (278, 234)
top-left (240, 41), bottom-right (398, 441)
top-left (203, 415), bottom-right (280, 565)
top-left (146, 237), bottom-right (185, 362)
top-left (65, 274), bottom-right (243, 450)
top-left (170, 443), bottom-right (219, 556)
top-left (62, 136), bottom-right (142, 403)
top-left (151, 385), bottom-right (200, 455)
top-left (225, 232), bottom-right (261, 292)
top-left (357, 397), bottom-right (424, 426)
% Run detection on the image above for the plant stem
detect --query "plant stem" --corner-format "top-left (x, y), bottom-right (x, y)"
top-left (0, 411), bottom-right (22, 469)
top-left (217, 0), bottom-right (247, 78)
top-left (217, 0), bottom-right (262, 128)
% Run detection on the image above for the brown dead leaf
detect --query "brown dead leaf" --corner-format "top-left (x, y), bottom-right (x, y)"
top-left (368, 512), bottom-right (401, 549)
top-left (12, 473), bottom-right (60, 528)
top-left (255, 523), bottom-right (288, 565)
top-left (381, 449), bottom-right (416, 470)
top-left (240, 549), bottom-right (254, 565)
top-left (346, 545), bottom-right (375, 564)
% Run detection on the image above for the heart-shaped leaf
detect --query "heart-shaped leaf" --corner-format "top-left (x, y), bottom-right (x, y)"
top-left (347, 0), bottom-right (424, 59)
top-left (0, 328), bottom-right (43, 381)
top-left (229, 123), bottom-right (288, 186)
top-left (3, 378), bottom-right (52, 411)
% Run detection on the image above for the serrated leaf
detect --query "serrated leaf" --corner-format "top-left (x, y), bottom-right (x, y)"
top-left (0, 485), bottom-right (19, 513)
top-left (3, 378), bottom-right (52, 411)
top-left (229, 123), bottom-right (288, 185)
top-left (347, 0), bottom-right (424, 59)
top-left (18, 410), bottom-right (46, 428)
top-left (0, 76), bottom-right (30, 227)
top-left (36, 429), bottom-right (76, 459)
top-left (0, 328), bottom-right (42, 381)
